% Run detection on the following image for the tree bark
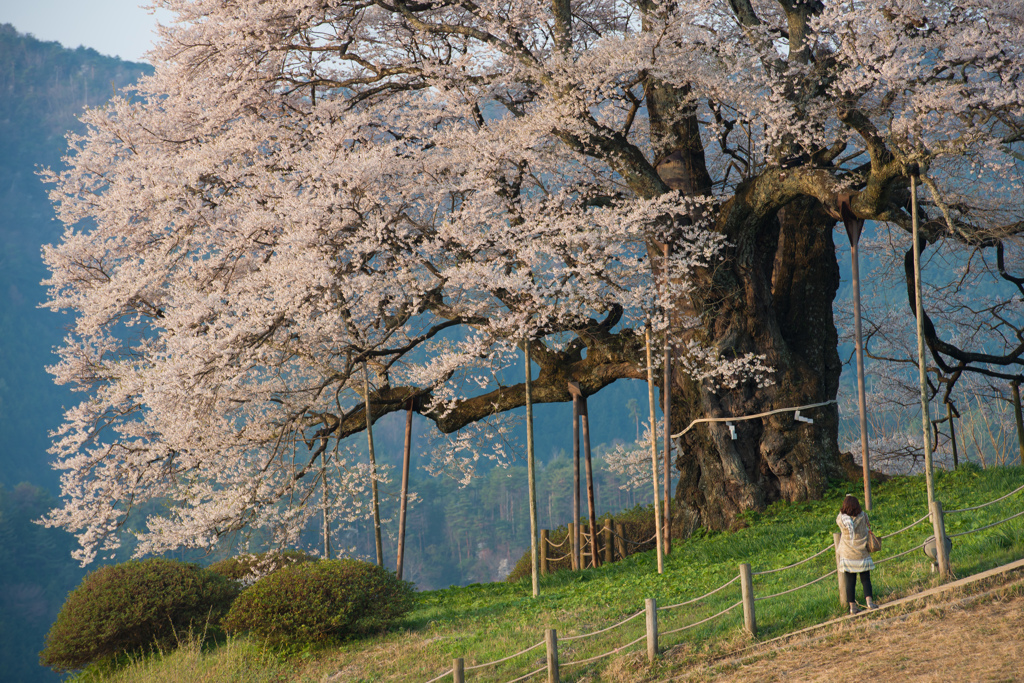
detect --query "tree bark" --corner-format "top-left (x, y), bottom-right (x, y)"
top-left (671, 197), bottom-right (843, 530)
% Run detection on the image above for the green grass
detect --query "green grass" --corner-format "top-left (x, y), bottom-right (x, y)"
top-left (68, 464), bottom-right (1024, 683)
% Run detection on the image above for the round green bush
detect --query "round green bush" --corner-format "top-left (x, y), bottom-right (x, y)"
top-left (40, 558), bottom-right (239, 671)
top-left (222, 559), bottom-right (415, 645)
top-left (207, 549), bottom-right (315, 584)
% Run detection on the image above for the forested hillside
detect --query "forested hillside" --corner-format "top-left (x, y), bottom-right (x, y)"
top-left (0, 25), bottom-right (152, 682)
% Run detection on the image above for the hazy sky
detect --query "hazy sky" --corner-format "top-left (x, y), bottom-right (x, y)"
top-left (0, 0), bottom-right (167, 63)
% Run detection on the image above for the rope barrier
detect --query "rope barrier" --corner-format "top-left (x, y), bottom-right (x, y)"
top-left (424, 480), bottom-right (1024, 683)
top-left (660, 575), bottom-right (740, 611)
top-left (424, 669), bottom-right (453, 683)
top-left (948, 508), bottom-right (1024, 538)
top-left (560, 634), bottom-right (647, 669)
top-left (505, 665), bottom-right (546, 683)
top-left (545, 534), bottom-right (571, 549)
top-left (671, 400), bottom-right (837, 439)
top-left (560, 609), bottom-right (645, 642)
top-left (946, 482), bottom-right (1024, 514)
top-left (464, 640), bottom-right (545, 672)
top-left (753, 544), bottom-right (833, 576)
top-left (660, 600), bottom-right (743, 637)
top-left (880, 512), bottom-right (931, 539)
top-left (873, 542), bottom-right (927, 565)
top-left (755, 569), bottom-right (837, 602)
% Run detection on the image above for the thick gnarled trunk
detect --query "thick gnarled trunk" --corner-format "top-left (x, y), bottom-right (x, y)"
top-left (671, 198), bottom-right (843, 531)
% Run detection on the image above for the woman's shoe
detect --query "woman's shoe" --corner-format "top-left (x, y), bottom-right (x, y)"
top-left (849, 604), bottom-right (861, 615)
top-left (866, 597), bottom-right (878, 610)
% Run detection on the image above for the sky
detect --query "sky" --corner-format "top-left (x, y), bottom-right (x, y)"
top-left (0, 0), bottom-right (167, 63)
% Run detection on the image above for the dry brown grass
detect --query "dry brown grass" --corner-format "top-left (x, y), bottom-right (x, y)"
top-left (667, 578), bottom-right (1024, 683)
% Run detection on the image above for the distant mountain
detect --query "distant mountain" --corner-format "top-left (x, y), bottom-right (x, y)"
top-left (0, 24), bottom-right (152, 490)
top-left (0, 25), bottom-right (151, 682)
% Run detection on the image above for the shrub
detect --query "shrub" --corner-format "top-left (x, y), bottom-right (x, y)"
top-left (207, 549), bottom-right (315, 584)
top-left (222, 559), bottom-right (415, 645)
top-left (40, 558), bottom-right (239, 671)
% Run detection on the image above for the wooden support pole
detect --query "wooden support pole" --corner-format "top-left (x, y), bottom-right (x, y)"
top-left (570, 384), bottom-right (582, 572)
top-left (540, 529), bottom-right (549, 576)
top-left (662, 244), bottom-right (673, 552)
top-left (740, 563), bottom-right (756, 637)
top-left (580, 395), bottom-right (599, 569)
top-left (645, 598), bottom-right (658, 662)
top-left (834, 532), bottom-right (849, 610)
top-left (930, 500), bottom-right (951, 579)
top-left (396, 398), bottom-right (413, 580)
top-left (910, 167), bottom-right (936, 508)
top-left (614, 521), bottom-right (626, 561)
top-left (603, 518), bottom-right (613, 564)
top-left (362, 362), bottom-right (384, 567)
top-left (545, 628), bottom-right (560, 683)
top-left (568, 522), bottom-right (577, 570)
top-left (526, 343), bottom-right (540, 597)
top-left (453, 658), bottom-right (465, 683)
top-left (645, 323), bottom-right (665, 574)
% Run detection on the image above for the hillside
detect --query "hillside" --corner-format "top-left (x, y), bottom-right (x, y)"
top-left (64, 465), bottom-right (1024, 683)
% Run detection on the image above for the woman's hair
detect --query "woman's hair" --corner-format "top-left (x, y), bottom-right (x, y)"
top-left (840, 495), bottom-right (862, 517)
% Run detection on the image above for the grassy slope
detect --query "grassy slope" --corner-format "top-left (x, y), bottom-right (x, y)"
top-left (72, 465), bottom-right (1024, 683)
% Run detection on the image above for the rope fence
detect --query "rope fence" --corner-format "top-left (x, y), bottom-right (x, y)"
top-left (424, 477), bottom-right (1024, 683)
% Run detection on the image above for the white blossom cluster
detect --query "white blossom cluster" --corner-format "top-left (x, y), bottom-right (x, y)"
top-left (39, 0), bottom-right (1024, 562)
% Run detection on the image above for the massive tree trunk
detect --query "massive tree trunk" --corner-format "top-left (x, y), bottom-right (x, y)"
top-left (671, 197), bottom-right (843, 531)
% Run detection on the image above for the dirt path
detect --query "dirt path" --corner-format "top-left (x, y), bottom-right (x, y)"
top-left (670, 580), bottom-right (1024, 682)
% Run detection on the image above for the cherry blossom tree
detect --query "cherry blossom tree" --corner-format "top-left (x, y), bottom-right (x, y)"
top-left (41, 0), bottom-right (1024, 562)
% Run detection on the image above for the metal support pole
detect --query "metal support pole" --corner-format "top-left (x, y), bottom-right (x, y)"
top-left (545, 629), bottom-right (560, 683)
top-left (645, 598), bottom-right (658, 662)
top-left (740, 563), bottom-right (757, 637)
top-left (910, 166), bottom-right (936, 508)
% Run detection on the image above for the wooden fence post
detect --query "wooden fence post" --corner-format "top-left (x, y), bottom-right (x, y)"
top-left (540, 529), bottom-right (549, 576)
top-left (582, 524), bottom-right (591, 568)
top-left (614, 521), bottom-right (626, 560)
top-left (930, 500), bottom-right (951, 579)
top-left (603, 518), bottom-right (613, 564)
top-left (546, 628), bottom-right (560, 683)
top-left (568, 522), bottom-right (577, 570)
top-left (740, 563), bottom-right (756, 637)
top-left (645, 598), bottom-right (658, 662)
top-left (834, 532), bottom-right (849, 610)
top-left (453, 658), bottom-right (465, 683)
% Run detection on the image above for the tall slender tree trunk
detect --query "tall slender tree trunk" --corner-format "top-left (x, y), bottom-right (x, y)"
top-left (396, 398), bottom-right (414, 580)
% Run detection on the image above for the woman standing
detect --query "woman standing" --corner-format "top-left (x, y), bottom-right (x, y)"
top-left (836, 494), bottom-right (878, 614)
